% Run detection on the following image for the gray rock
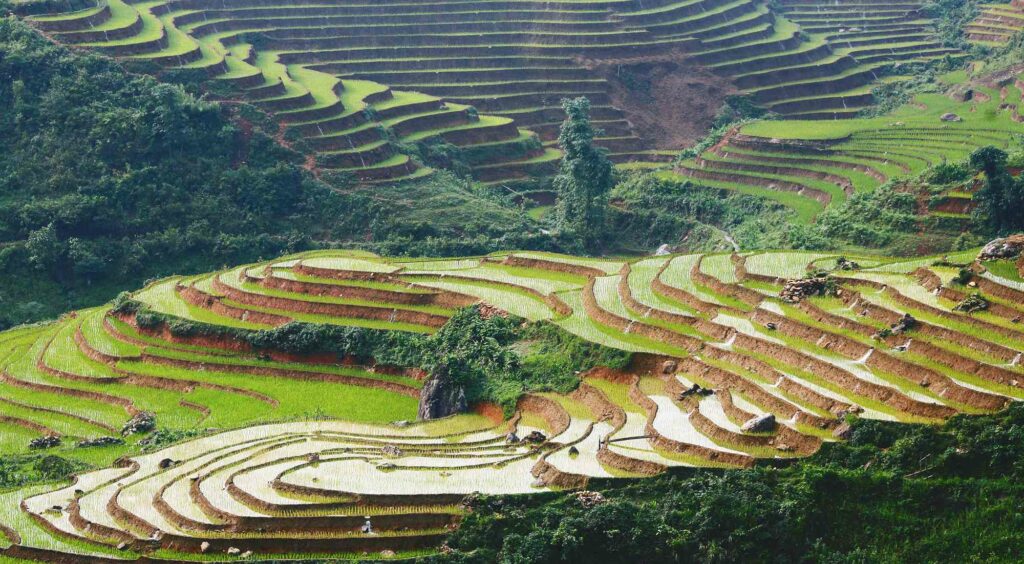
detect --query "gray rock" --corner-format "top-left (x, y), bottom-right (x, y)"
top-left (417, 364), bottom-right (467, 420)
top-left (832, 423), bottom-right (853, 440)
top-left (741, 413), bottom-right (776, 433)
top-left (121, 411), bottom-right (156, 436)
top-left (940, 112), bottom-right (961, 122)
top-left (29, 435), bottom-right (61, 450)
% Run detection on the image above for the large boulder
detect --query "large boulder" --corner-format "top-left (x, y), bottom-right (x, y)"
top-left (121, 411), bottom-right (156, 436)
top-left (741, 413), bottom-right (776, 433)
top-left (780, 276), bottom-right (835, 303)
top-left (417, 364), bottom-right (467, 420)
top-left (978, 234), bottom-right (1024, 262)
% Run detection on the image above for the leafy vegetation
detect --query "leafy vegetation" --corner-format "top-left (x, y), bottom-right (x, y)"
top-left (610, 173), bottom-right (813, 252)
top-left (970, 146), bottom-right (1024, 235)
top-left (120, 296), bottom-right (629, 412)
top-left (0, 454), bottom-right (88, 490)
top-left (0, 18), bottom-right (356, 326)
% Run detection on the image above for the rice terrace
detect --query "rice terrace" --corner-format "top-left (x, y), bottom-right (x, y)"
top-left (2, 0), bottom-right (1024, 561)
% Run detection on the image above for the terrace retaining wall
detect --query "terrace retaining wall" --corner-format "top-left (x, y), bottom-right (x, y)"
top-left (731, 332), bottom-right (956, 419)
top-left (617, 264), bottom-right (699, 325)
top-left (210, 276), bottom-right (450, 328)
top-left (581, 278), bottom-right (705, 353)
top-left (626, 377), bottom-right (755, 468)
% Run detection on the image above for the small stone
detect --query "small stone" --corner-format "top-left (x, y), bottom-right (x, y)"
top-left (940, 112), bottom-right (961, 122)
top-left (200, 541), bottom-right (211, 553)
top-left (381, 444), bottom-right (403, 457)
top-left (227, 547), bottom-right (241, 556)
top-left (241, 551), bottom-right (252, 558)
top-left (117, 542), bottom-right (129, 551)
top-left (380, 550), bottom-right (397, 558)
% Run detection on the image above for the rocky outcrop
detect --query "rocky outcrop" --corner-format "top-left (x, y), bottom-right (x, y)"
top-left (417, 365), bottom-right (467, 420)
top-left (978, 234), bottom-right (1024, 261)
top-left (779, 276), bottom-right (834, 303)
top-left (121, 411), bottom-right (156, 436)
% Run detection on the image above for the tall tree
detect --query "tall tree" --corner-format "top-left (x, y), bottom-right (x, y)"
top-left (970, 146), bottom-right (1024, 235)
top-left (554, 97), bottom-right (613, 251)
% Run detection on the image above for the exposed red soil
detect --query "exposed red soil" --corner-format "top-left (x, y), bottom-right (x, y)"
top-left (581, 50), bottom-right (737, 150)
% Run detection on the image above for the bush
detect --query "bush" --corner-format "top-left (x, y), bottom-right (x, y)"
top-left (927, 161), bottom-right (972, 184)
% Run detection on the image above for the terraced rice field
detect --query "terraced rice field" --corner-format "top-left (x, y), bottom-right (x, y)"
top-left (668, 75), bottom-right (1024, 220)
top-left (967, 0), bottom-right (1024, 44)
top-left (20, 0), bottom-right (961, 183)
top-left (2, 246), bottom-right (1023, 560)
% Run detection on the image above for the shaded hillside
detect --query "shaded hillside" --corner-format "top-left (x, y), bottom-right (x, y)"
top-left (0, 18), bottom-right (548, 329)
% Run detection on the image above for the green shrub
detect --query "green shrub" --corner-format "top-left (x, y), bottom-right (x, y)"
top-left (927, 161), bottom-right (972, 184)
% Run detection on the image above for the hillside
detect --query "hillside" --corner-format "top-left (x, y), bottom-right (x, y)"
top-left (14, 0), bottom-right (963, 183)
top-left (3, 0), bottom-right (1024, 559)
top-left (0, 245), bottom-right (1022, 560)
